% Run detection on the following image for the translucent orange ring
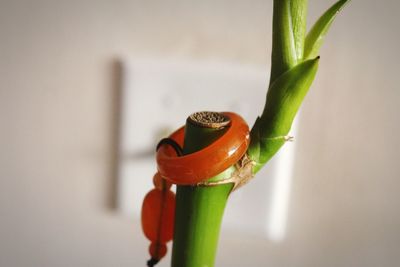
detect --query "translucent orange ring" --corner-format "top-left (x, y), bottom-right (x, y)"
top-left (156, 112), bottom-right (250, 185)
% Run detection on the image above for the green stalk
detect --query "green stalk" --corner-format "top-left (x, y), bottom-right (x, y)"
top-left (171, 114), bottom-right (235, 267)
top-left (248, 0), bottom-right (350, 172)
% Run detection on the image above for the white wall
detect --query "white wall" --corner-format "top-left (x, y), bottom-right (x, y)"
top-left (0, 0), bottom-right (399, 266)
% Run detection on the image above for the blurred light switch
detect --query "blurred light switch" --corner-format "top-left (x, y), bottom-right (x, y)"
top-left (117, 58), bottom-right (297, 240)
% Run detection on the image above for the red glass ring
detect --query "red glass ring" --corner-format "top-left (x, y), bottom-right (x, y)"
top-left (156, 112), bottom-right (250, 185)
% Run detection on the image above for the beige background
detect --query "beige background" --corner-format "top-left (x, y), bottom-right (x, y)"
top-left (1, 0), bottom-right (399, 266)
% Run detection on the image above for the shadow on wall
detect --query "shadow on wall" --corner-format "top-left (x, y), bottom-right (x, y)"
top-left (106, 60), bottom-right (123, 211)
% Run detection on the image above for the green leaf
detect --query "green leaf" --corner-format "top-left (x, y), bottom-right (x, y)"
top-left (262, 57), bottom-right (320, 133)
top-left (270, 0), bottom-right (297, 84)
top-left (304, 0), bottom-right (350, 60)
top-left (291, 0), bottom-right (308, 60)
top-left (249, 57), bottom-right (320, 172)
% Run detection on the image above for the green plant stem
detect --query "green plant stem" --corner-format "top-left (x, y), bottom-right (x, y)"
top-left (249, 0), bottom-right (348, 172)
top-left (171, 117), bottom-right (235, 267)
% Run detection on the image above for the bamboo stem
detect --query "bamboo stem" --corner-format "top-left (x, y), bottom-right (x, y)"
top-left (249, 0), bottom-right (348, 172)
top-left (171, 112), bottom-right (235, 267)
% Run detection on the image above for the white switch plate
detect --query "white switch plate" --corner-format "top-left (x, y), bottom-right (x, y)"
top-left (117, 58), bottom-right (297, 240)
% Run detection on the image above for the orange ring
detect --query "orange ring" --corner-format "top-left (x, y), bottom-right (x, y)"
top-left (156, 112), bottom-right (250, 185)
